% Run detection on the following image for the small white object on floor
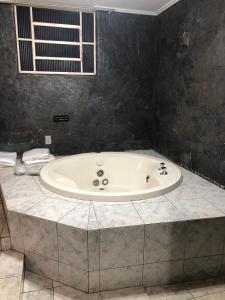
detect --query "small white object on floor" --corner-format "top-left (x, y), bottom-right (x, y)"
top-left (22, 148), bottom-right (50, 163)
top-left (0, 151), bottom-right (17, 166)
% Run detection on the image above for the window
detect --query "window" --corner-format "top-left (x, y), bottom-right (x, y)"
top-left (14, 6), bottom-right (96, 75)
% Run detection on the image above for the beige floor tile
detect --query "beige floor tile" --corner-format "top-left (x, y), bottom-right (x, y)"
top-left (54, 285), bottom-right (101, 300)
top-left (0, 250), bottom-right (24, 278)
top-left (23, 271), bottom-right (53, 292)
top-left (187, 278), bottom-right (225, 298)
top-left (23, 288), bottom-right (53, 300)
top-left (0, 276), bottom-right (22, 300)
top-left (101, 287), bottom-right (149, 299)
top-left (196, 291), bottom-right (225, 300)
top-left (146, 283), bottom-right (194, 300)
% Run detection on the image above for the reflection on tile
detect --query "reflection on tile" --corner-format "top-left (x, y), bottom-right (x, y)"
top-left (166, 184), bottom-right (198, 202)
top-left (23, 271), bottom-right (53, 293)
top-left (88, 204), bottom-right (99, 230)
top-left (133, 200), bottom-right (184, 224)
top-left (22, 215), bottom-right (58, 260)
top-left (147, 283), bottom-right (193, 300)
top-left (94, 204), bottom-right (143, 228)
top-left (132, 195), bottom-right (168, 205)
top-left (144, 222), bottom-right (186, 263)
top-left (93, 201), bottom-right (129, 206)
top-left (185, 219), bottom-right (225, 258)
top-left (58, 262), bottom-right (88, 292)
top-left (23, 288), bottom-right (53, 300)
top-left (58, 223), bottom-right (88, 270)
top-left (100, 226), bottom-right (144, 269)
top-left (184, 255), bottom-right (222, 281)
top-left (204, 192), bottom-right (225, 214)
top-left (143, 260), bottom-right (184, 287)
top-left (25, 197), bottom-right (78, 222)
top-left (25, 251), bottom-right (59, 282)
top-left (89, 271), bottom-right (100, 293)
top-left (58, 203), bottom-right (90, 230)
top-left (100, 265), bottom-right (143, 291)
top-left (54, 285), bottom-right (101, 300)
top-left (170, 198), bottom-right (224, 220)
top-left (101, 286), bottom-right (149, 300)
top-left (0, 276), bottom-right (22, 300)
top-left (0, 250), bottom-right (24, 278)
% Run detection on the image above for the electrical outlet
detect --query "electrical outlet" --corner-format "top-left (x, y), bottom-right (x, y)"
top-left (45, 135), bottom-right (52, 145)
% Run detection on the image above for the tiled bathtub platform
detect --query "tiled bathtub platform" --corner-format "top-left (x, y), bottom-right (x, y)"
top-left (0, 150), bottom-right (225, 293)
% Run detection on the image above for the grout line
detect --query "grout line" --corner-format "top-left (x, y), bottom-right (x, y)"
top-left (131, 201), bottom-right (145, 285)
top-left (22, 287), bottom-right (53, 296)
top-left (92, 202), bottom-right (101, 292)
top-left (87, 202), bottom-right (91, 292)
top-left (56, 201), bottom-right (83, 224)
top-left (55, 222), bottom-right (60, 280)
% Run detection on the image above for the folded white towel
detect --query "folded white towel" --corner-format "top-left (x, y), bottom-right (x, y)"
top-left (0, 151), bottom-right (17, 166)
top-left (23, 154), bottom-right (55, 165)
top-left (22, 148), bottom-right (50, 163)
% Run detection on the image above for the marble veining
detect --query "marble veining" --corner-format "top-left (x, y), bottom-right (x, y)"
top-left (99, 225), bottom-right (144, 269)
top-left (1, 150), bottom-right (225, 293)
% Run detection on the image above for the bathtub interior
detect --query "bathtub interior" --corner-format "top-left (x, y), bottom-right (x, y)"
top-left (40, 152), bottom-right (182, 200)
top-left (49, 154), bottom-right (161, 192)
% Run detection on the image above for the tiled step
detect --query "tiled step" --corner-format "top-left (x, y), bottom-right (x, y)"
top-left (0, 250), bottom-right (24, 300)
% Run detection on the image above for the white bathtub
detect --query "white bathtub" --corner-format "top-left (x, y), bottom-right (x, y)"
top-left (40, 152), bottom-right (182, 201)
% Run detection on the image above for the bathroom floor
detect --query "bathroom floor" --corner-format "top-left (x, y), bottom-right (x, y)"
top-left (20, 271), bottom-right (225, 300)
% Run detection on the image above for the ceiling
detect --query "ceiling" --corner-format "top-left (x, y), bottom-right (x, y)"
top-left (1, 0), bottom-right (180, 15)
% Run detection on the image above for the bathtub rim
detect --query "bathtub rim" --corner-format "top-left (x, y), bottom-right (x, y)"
top-left (39, 152), bottom-right (182, 202)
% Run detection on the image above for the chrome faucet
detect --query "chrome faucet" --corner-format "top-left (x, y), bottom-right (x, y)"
top-left (160, 170), bottom-right (168, 175)
top-left (159, 162), bottom-right (166, 170)
top-left (159, 162), bottom-right (168, 175)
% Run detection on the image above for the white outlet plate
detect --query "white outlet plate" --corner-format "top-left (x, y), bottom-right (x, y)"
top-left (45, 135), bottom-right (52, 145)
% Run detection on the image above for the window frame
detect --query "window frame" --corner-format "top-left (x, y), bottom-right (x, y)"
top-left (14, 5), bottom-right (96, 75)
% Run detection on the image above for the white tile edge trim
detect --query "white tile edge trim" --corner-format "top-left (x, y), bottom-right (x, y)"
top-left (156, 0), bottom-right (181, 15)
top-left (2, 0), bottom-right (181, 16)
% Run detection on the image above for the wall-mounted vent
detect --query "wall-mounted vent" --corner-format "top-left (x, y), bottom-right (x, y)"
top-left (15, 6), bottom-right (96, 75)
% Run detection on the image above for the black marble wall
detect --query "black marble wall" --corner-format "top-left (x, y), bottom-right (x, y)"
top-left (155, 0), bottom-right (225, 186)
top-left (0, 4), bottom-right (158, 154)
top-left (1, 1), bottom-right (225, 186)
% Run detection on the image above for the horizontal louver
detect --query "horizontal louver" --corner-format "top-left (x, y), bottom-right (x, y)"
top-left (36, 60), bottom-right (81, 72)
top-left (15, 6), bottom-right (96, 75)
top-left (36, 43), bottom-right (80, 58)
top-left (34, 26), bottom-right (80, 42)
top-left (33, 8), bottom-right (80, 25)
